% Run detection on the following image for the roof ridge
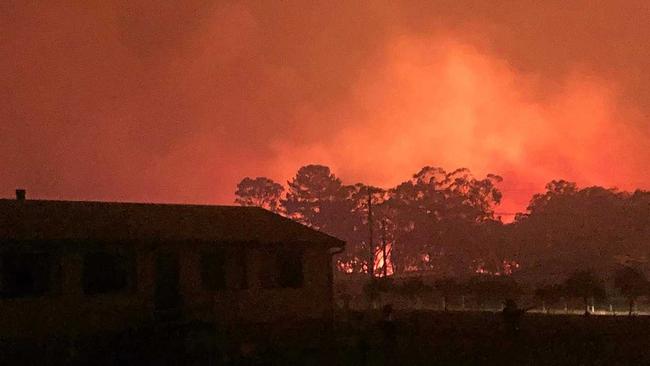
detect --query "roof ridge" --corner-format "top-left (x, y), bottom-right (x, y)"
top-left (0, 199), bottom-right (345, 247)
top-left (0, 198), bottom-right (249, 209)
top-left (254, 208), bottom-right (344, 243)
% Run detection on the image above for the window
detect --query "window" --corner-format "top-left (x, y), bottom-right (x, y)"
top-left (83, 252), bottom-right (130, 295)
top-left (201, 249), bottom-right (248, 291)
top-left (277, 249), bottom-right (304, 288)
top-left (0, 252), bottom-right (51, 298)
top-left (261, 248), bottom-right (304, 289)
top-left (200, 250), bottom-right (226, 291)
top-left (260, 253), bottom-right (278, 289)
top-left (231, 250), bottom-right (248, 290)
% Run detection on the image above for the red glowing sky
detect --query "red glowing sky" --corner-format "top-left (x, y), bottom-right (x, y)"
top-left (2, 1), bottom-right (649, 220)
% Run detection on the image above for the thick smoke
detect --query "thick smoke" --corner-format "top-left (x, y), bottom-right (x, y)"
top-left (2, 1), bottom-right (648, 217)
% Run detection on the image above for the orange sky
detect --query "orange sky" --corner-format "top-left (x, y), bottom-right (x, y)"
top-left (2, 1), bottom-right (649, 220)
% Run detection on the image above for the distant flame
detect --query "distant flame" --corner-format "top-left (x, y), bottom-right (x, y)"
top-left (374, 242), bottom-right (394, 277)
top-left (474, 259), bottom-right (520, 276)
top-left (336, 257), bottom-right (366, 274)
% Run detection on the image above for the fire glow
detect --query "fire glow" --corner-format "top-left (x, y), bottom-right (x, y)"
top-left (2, 2), bottom-right (648, 221)
top-left (269, 37), bottom-right (648, 220)
top-left (474, 259), bottom-right (521, 276)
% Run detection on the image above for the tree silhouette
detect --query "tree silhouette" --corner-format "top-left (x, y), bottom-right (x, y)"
top-left (521, 180), bottom-right (578, 218)
top-left (282, 165), bottom-right (346, 229)
top-left (613, 266), bottom-right (648, 316)
top-left (563, 270), bottom-right (606, 312)
top-left (382, 166), bottom-right (504, 275)
top-left (234, 177), bottom-right (284, 213)
top-left (342, 183), bottom-right (385, 274)
top-left (233, 165), bottom-right (508, 277)
top-left (467, 276), bottom-right (521, 310)
top-left (283, 165), bottom-right (372, 273)
top-left (534, 283), bottom-right (564, 313)
top-left (234, 167), bottom-right (649, 283)
top-left (513, 181), bottom-right (650, 282)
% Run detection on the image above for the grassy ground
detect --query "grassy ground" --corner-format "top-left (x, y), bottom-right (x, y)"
top-left (346, 311), bottom-right (650, 366)
top-left (242, 311), bottom-right (650, 365)
top-left (3, 311), bottom-right (650, 365)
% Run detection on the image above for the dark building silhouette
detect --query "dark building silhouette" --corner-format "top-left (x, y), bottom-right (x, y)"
top-left (0, 192), bottom-right (344, 340)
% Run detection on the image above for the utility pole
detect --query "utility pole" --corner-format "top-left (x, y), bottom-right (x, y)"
top-left (367, 188), bottom-right (374, 279)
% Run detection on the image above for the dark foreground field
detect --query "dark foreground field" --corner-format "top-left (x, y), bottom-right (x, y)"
top-left (3, 311), bottom-right (650, 365)
top-left (258, 311), bottom-right (650, 366)
top-left (339, 311), bottom-right (650, 366)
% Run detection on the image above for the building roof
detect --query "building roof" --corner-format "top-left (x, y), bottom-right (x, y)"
top-left (0, 199), bottom-right (345, 247)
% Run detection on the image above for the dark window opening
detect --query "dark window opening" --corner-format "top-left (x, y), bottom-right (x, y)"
top-left (0, 252), bottom-right (51, 298)
top-left (260, 251), bottom-right (278, 289)
top-left (277, 249), bottom-right (304, 288)
top-left (200, 250), bottom-right (226, 291)
top-left (232, 250), bottom-right (248, 290)
top-left (83, 252), bottom-right (129, 295)
top-left (261, 248), bottom-right (304, 289)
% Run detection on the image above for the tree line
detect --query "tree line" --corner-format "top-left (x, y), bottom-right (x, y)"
top-left (236, 164), bottom-right (504, 276)
top-left (359, 265), bottom-right (649, 316)
top-left (235, 165), bottom-right (650, 282)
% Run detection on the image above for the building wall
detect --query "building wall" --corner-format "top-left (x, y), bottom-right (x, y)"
top-left (0, 246), bottom-right (155, 338)
top-left (0, 240), bottom-right (335, 339)
top-left (182, 243), bottom-right (334, 324)
top-left (212, 246), bottom-right (334, 324)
